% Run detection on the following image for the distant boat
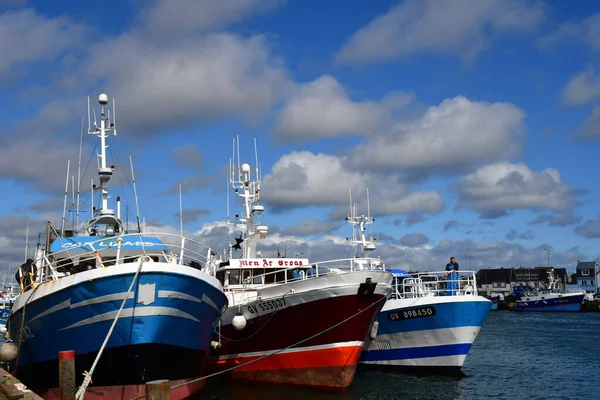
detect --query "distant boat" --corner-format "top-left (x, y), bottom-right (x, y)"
top-left (360, 268), bottom-right (492, 372)
top-left (508, 268), bottom-right (585, 312)
top-left (7, 94), bottom-right (228, 400)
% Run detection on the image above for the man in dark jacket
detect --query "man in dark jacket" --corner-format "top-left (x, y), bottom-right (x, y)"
top-left (445, 256), bottom-right (459, 295)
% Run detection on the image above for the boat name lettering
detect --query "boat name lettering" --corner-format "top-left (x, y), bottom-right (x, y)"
top-left (388, 306), bottom-right (436, 321)
top-left (61, 241), bottom-right (156, 250)
top-left (247, 297), bottom-right (287, 314)
top-left (238, 259), bottom-right (304, 267)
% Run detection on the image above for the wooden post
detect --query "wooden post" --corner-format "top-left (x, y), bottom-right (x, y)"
top-left (58, 350), bottom-right (75, 400)
top-left (145, 380), bottom-right (170, 400)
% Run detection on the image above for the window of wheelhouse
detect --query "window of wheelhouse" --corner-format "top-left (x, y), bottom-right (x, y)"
top-left (229, 269), bottom-right (240, 285)
top-left (264, 268), bottom-right (287, 284)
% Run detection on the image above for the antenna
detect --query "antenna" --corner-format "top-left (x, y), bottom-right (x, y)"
top-left (71, 175), bottom-right (75, 229)
top-left (226, 160), bottom-right (231, 223)
top-left (87, 96), bottom-right (91, 131)
top-left (24, 219), bottom-right (29, 262)
top-left (236, 135), bottom-right (241, 182)
top-left (129, 155), bottom-right (142, 233)
top-left (76, 115), bottom-right (83, 231)
top-left (348, 186), bottom-right (353, 219)
top-left (179, 183), bottom-right (183, 237)
top-left (91, 178), bottom-right (94, 216)
top-left (254, 138), bottom-right (259, 182)
top-left (112, 97), bottom-right (117, 134)
top-left (61, 160), bottom-right (71, 235)
top-left (367, 188), bottom-right (371, 220)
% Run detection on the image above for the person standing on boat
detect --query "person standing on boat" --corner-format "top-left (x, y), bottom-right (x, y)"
top-left (445, 257), bottom-right (459, 295)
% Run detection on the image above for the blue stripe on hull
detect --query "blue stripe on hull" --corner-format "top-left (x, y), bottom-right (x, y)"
top-left (361, 343), bottom-right (472, 362)
top-left (360, 299), bottom-right (491, 366)
top-left (8, 271), bottom-right (227, 367)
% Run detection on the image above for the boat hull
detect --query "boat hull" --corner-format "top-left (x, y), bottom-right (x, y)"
top-left (8, 263), bottom-right (227, 400)
top-left (509, 293), bottom-right (584, 311)
top-left (207, 270), bottom-right (392, 390)
top-left (360, 296), bottom-right (491, 370)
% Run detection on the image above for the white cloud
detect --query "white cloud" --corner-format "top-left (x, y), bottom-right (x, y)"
top-left (575, 217), bottom-right (600, 239)
top-left (455, 162), bottom-right (576, 218)
top-left (574, 105), bottom-right (600, 141)
top-left (85, 33), bottom-right (290, 135)
top-left (350, 96), bottom-right (525, 172)
top-left (261, 151), bottom-right (443, 217)
top-left (561, 67), bottom-right (600, 106)
top-left (336, 0), bottom-right (545, 65)
top-left (0, 8), bottom-right (85, 76)
top-left (538, 13), bottom-right (600, 51)
top-left (139, 0), bottom-right (283, 41)
top-left (274, 75), bottom-right (413, 141)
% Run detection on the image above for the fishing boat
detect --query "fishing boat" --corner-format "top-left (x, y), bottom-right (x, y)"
top-left (204, 140), bottom-right (393, 390)
top-left (508, 268), bottom-right (585, 312)
top-left (7, 94), bottom-right (228, 400)
top-left (360, 268), bottom-right (491, 372)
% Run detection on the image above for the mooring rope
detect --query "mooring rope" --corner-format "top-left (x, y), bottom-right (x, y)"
top-left (75, 257), bottom-right (147, 400)
top-left (129, 289), bottom-right (388, 400)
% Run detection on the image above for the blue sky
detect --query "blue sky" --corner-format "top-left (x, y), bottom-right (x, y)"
top-left (1, 0), bottom-right (599, 275)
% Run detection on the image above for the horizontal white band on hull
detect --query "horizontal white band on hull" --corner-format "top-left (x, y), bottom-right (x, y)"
top-left (212, 340), bottom-right (364, 360)
top-left (367, 326), bottom-right (482, 350)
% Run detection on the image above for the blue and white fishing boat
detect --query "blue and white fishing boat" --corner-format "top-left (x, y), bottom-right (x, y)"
top-left (508, 268), bottom-right (585, 312)
top-left (7, 94), bottom-right (228, 400)
top-left (360, 269), bottom-right (491, 372)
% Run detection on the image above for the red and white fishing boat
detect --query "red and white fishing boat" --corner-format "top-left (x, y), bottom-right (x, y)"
top-left (204, 139), bottom-right (393, 390)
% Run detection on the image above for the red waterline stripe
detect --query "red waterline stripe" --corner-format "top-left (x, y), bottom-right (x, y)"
top-left (58, 350), bottom-right (75, 360)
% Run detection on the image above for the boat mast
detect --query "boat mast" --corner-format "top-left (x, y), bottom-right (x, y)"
top-left (345, 187), bottom-right (376, 258)
top-left (230, 137), bottom-right (267, 259)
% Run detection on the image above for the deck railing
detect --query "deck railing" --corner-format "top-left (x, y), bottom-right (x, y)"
top-left (391, 271), bottom-right (478, 299)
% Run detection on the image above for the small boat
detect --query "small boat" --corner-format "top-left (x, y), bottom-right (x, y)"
top-left (508, 268), bottom-right (585, 312)
top-left (7, 94), bottom-right (228, 400)
top-left (360, 269), bottom-right (492, 372)
top-left (205, 140), bottom-right (393, 390)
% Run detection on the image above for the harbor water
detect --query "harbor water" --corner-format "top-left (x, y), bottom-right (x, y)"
top-left (201, 311), bottom-right (600, 400)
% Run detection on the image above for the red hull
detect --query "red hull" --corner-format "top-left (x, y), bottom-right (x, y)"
top-left (37, 378), bottom-right (205, 400)
top-left (207, 287), bottom-right (388, 390)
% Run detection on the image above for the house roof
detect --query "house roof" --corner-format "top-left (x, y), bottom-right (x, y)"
top-left (576, 261), bottom-right (598, 270)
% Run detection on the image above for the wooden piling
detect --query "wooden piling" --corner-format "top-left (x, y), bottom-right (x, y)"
top-left (58, 351), bottom-right (75, 400)
top-left (145, 380), bottom-right (170, 400)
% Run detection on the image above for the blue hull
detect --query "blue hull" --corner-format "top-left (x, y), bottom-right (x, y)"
top-left (8, 269), bottom-right (227, 390)
top-left (361, 298), bottom-right (491, 368)
top-left (510, 294), bottom-right (584, 312)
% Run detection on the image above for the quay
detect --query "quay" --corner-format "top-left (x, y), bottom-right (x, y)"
top-left (0, 369), bottom-right (43, 400)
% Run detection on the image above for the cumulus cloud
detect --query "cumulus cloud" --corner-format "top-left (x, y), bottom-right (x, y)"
top-left (405, 212), bottom-right (426, 226)
top-left (170, 144), bottom-right (204, 169)
top-left (261, 151), bottom-right (444, 218)
top-left (538, 13), bottom-right (600, 51)
top-left (399, 233), bottom-right (429, 247)
top-left (274, 75), bottom-right (413, 141)
top-left (454, 162), bottom-right (577, 218)
top-left (167, 173), bottom-right (212, 194)
top-left (281, 219), bottom-right (337, 236)
top-left (561, 67), bottom-right (600, 107)
top-left (336, 0), bottom-right (545, 65)
top-left (350, 96), bottom-right (525, 173)
top-left (529, 213), bottom-right (583, 227)
top-left (574, 106), bottom-right (600, 142)
top-left (85, 33), bottom-right (289, 135)
top-left (575, 216), bottom-right (600, 238)
top-left (139, 0), bottom-right (283, 42)
top-left (505, 229), bottom-right (534, 241)
top-left (0, 8), bottom-right (86, 77)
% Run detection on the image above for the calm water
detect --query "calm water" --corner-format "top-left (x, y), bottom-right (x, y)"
top-left (201, 311), bottom-right (600, 400)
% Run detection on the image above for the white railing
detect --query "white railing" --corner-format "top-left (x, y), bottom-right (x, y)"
top-left (20, 232), bottom-right (219, 293)
top-left (224, 257), bottom-right (386, 292)
top-left (390, 271), bottom-right (478, 299)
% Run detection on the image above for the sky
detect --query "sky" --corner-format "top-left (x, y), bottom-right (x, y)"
top-left (1, 0), bottom-right (600, 280)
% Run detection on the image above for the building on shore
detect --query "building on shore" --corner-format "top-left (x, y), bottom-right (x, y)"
top-left (575, 261), bottom-right (600, 295)
top-left (476, 266), bottom-right (568, 298)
